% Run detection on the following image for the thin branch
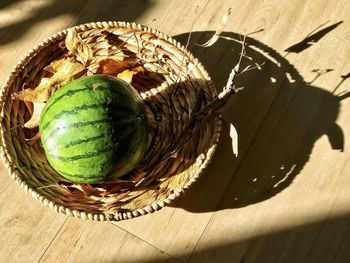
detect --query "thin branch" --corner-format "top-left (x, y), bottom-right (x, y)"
top-left (195, 7), bottom-right (232, 47)
top-left (237, 61), bottom-right (265, 76)
top-left (172, 5), bottom-right (200, 96)
top-left (3, 122), bottom-right (24, 133)
top-left (161, 35), bottom-right (265, 161)
top-left (133, 32), bottom-right (140, 56)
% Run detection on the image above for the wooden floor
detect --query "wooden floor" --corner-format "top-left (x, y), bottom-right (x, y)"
top-left (1, 0), bottom-right (350, 262)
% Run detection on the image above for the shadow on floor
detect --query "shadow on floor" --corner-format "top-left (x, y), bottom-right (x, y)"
top-left (0, 0), bottom-right (20, 9)
top-left (126, 212), bottom-right (350, 263)
top-left (0, 0), bottom-right (152, 45)
top-left (168, 31), bottom-right (349, 212)
top-left (284, 21), bottom-right (343, 53)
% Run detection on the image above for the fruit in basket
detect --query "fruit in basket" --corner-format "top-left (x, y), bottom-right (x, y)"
top-left (39, 75), bottom-right (149, 183)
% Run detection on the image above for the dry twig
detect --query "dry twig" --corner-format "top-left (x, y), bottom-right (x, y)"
top-left (162, 35), bottom-right (262, 161)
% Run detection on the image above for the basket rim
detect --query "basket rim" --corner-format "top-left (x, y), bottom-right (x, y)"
top-left (0, 21), bottom-right (222, 221)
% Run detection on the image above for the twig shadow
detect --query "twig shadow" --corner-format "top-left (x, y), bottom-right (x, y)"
top-left (284, 21), bottom-right (343, 53)
top-left (169, 31), bottom-right (348, 212)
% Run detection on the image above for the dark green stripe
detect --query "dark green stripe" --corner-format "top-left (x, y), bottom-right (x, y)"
top-left (49, 143), bottom-right (118, 162)
top-left (44, 118), bottom-right (110, 143)
top-left (42, 87), bottom-right (91, 116)
top-left (41, 103), bottom-right (107, 132)
top-left (55, 169), bottom-right (105, 180)
top-left (43, 84), bottom-right (134, 117)
top-left (63, 133), bottom-right (106, 148)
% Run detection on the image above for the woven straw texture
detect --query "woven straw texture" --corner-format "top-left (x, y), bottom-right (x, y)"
top-left (0, 21), bottom-right (221, 221)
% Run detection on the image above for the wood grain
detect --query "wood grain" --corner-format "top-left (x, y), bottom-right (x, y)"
top-left (39, 217), bottom-right (180, 263)
top-left (0, 163), bottom-right (67, 263)
top-left (1, 0), bottom-right (350, 262)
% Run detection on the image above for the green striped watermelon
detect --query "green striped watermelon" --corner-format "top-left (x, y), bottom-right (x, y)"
top-left (39, 75), bottom-right (149, 183)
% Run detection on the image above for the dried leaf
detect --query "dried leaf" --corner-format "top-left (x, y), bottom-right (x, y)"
top-left (229, 123), bottom-right (238, 157)
top-left (57, 181), bottom-right (74, 190)
top-left (57, 177), bottom-right (137, 197)
top-left (65, 29), bottom-right (92, 65)
top-left (197, 8), bottom-right (231, 47)
top-left (23, 101), bottom-right (34, 115)
top-left (88, 56), bottom-right (118, 74)
top-left (58, 181), bottom-right (89, 194)
top-left (58, 181), bottom-right (87, 196)
top-left (23, 102), bottom-right (45, 128)
top-left (104, 184), bottom-right (122, 195)
top-left (102, 178), bottom-right (135, 184)
top-left (117, 66), bottom-right (144, 84)
top-left (58, 181), bottom-right (74, 187)
top-left (95, 59), bottom-right (131, 76)
top-left (80, 184), bottom-right (103, 197)
top-left (102, 178), bottom-right (135, 194)
top-left (13, 58), bottom-right (85, 103)
top-left (25, 132), bottom-right (40, 144)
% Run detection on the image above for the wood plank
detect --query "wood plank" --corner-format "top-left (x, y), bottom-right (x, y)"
top-left (188, 0), bottom-right (350, 262)
top-left (0, 164), bottom-right (67, 263)
top-left (0, 1), bottom-right (159, 262)
top-left (0, 0), bottom-right (350, 262)
top-left (70, 0), bottom-right (154, 27)
top-left (0, 0), bottom-right (87, 82)
top-left (39, 217), bottom-right (180, 263)
top-left (115, 1), bottom-right (305, 261)
top-left (188, 213), bottom-right (350, 263)
top-left (116, 206), bottom-right (212, 262)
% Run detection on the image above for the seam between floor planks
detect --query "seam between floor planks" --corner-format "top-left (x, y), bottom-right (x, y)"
top-left (37, 216), bottom-right (183, 263)
top-left (37, 216), bottom-right (68, 263)
top-left (111, 221), bottom-right (184, 263)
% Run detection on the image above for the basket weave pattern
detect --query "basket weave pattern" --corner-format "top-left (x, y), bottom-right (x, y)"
top-left (0, 22), bottom-right (221, 221)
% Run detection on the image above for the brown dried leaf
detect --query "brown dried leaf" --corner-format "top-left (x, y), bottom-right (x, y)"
top-left (23, 102), bottom-right (45, 128)
top-left (196, 8), bottom-right (231, 47)
top-left (101, 178), bottom-right (135, 195)
top-left (117, 66), bottom-right (144, 84)
top-left (88, 55), bottom-right (124, 74)
top-left (58, 181), bottom-right (98, 196)
top-left (25, 132), bottom-right (41, 145)
top-left (57, 182), bottom-right (88, 199)
top-left (58, 181), bottom-right (78, 190)
top-left (65, 29), bottom-right (92, 65)
top-left (58, 177), bottom-right (137, 197)
top-left (80, 184), bottom-right (103, 197)
top-left (95, 59), bottom-right (131, 76)
top-left (13, 58), bottom-right (85, 103)
top-left (104, 184), bottom-right (122, 196)
top-left (23, 100), bottom-right (34, 115)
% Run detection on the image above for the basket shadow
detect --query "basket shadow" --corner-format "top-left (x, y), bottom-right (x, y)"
top-left (169, 31), bottom-right (347, 212)
top-left (0, 0), bottom-right (151, 45)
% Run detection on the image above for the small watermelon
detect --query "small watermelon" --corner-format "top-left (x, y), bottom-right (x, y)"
top-left (39, 75), bottom-right (149, 183)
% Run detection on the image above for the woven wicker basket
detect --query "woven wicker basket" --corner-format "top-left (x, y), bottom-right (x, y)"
top-left (0, 21), bottom-right (221, 221)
